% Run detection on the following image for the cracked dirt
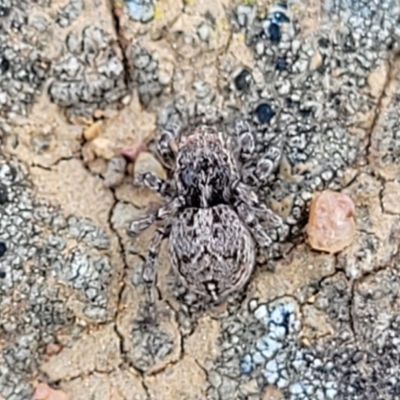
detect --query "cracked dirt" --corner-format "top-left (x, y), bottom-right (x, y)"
top-left (1, 0), bottom-right (400, 399)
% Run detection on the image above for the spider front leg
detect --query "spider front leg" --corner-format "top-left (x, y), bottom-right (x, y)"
top-left (142, 225), bottom-right (171, 302)
top-left (233, 118), bottom-right (283, 186)
top-left (134, 172), bottom-right (176, 200)
top-left (232, 118), bottom-right (256, 164)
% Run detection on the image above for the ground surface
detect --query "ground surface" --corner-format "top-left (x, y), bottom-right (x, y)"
top-left (0, 0), bottom-right (400, 399)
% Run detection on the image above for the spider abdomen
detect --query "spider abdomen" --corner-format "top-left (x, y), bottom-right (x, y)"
top-left (168, 204), bottom-right (256, 301)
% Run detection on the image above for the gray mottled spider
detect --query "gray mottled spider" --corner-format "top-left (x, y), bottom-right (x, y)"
top-left (129, 120), bottom-right (285, 302)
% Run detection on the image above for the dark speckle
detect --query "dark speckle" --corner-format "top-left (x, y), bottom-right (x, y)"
top-left (318, 37), bottom-right (330, 48)
top-left (0, 185), bottom-right (8, 205)
top-left (0, 242), bottom-right (7, 258)
top-left (268, 22), bottom-right (281, 43)
top-left (0, 271), bottom-right (5, 279)
top-left (0, 6), bottom-right (10, 17)
top-left (273, 12), bottom-right (289, 24)
top-left (0, 57), bottom-right (10, 74)
top-left (276, 58), bottom-right (288, 71)
top-left (234, 69), bottom-right (251, 91)
top-left (255, 103), bottom-right (275, 124)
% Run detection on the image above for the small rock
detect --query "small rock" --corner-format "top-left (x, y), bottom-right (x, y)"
top-left (81, 143), bottom-right (96, 164)
top-left (33, 383), bottom-right (69, 400)
top-left (90, 137), bottom-right (114, 160)
top-left (134, 152), bottom-right (167, 180)
top-left (104, 156), bottom-right (127, 188)
top-left (93, 109), bottom-right (104, 119)
top-left (45, 343), bottom-right (63, 357)
top-left (307, 190), bottom-right (356, 254)
top-left (83, 122), bottom-right (102, 141)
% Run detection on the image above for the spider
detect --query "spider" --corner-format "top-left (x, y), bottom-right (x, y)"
top-left (128, 120), bottom-right (285, 303)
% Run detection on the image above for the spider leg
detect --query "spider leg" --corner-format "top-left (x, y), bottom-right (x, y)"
top-left (232, 118), bottom-right (283, 186)
top-left (129, 196), bottom-right (183, 237)
top-left (157, 120), bottom-right (182, 169)
top-left (232, 118), bottom-right (256, 164)
top-left (254, 144), bottom-right (282, 183)
top-left (236, 202), bottom-right (274, 248)
top-left (134, 172), bottom-right (175, 200)
top-left (233, 181), bottom-right (288, 244)
top-left (142, 224), bottom-right (171, 303)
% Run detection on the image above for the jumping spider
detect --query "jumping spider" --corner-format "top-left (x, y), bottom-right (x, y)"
top-left (129, 121), bottom-right (285, 302)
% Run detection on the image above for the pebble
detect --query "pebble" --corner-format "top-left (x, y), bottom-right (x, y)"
top-left (45, 343), bottom-right (63, 357)
top-left (90, 137), bottom-right (114, 160)
top-left (134, 151), bottom-right (167, 180)
top-left (104, 156), bottom-right (126, 188)
top-left (307, 190), bottom-right (356, 254)
top-left (83, 121), bottom-right (102, 141)
top-left (33, 383), bottom-right (69, 400)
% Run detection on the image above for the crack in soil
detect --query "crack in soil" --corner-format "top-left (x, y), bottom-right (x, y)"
top-left (108, 0), bottom-right (134, 92)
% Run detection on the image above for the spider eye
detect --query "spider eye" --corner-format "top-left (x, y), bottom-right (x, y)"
top-left (181, 167), bottom-right (197, 186)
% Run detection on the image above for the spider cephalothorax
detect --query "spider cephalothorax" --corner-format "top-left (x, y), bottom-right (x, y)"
top-left (129, 122), bottom-right (284, 302)
top-left (175, 127), bottom-right (239, 208)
